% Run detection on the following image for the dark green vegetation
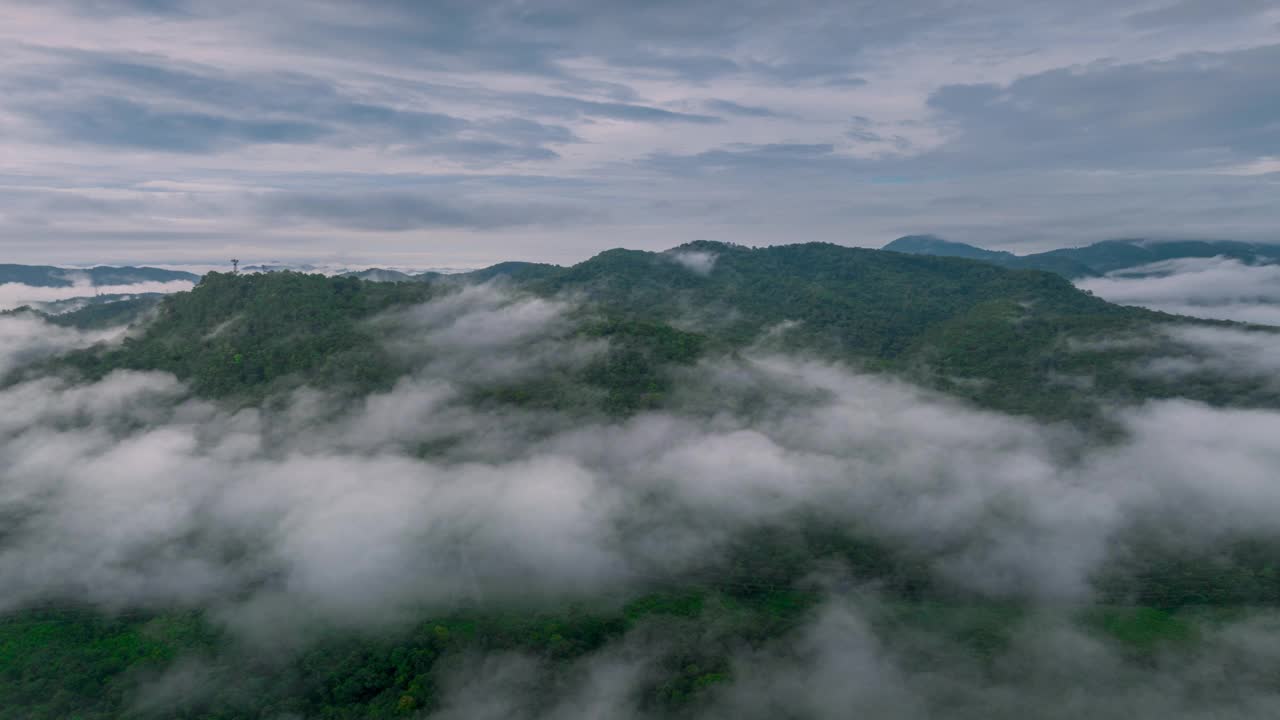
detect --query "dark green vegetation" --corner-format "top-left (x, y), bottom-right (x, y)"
top-left (3, 538), bottom-right (1259, 719)
top-left (39, 240), bottom-right (1278, 421)
top-left (7, 242), bottom-right (1280, 717)
top-left (0, 264), bottom-right (198, 287)
top-left (54, 272), bottom-right (437, 400)
top-left (884, 234), bottom-right (1280, 278)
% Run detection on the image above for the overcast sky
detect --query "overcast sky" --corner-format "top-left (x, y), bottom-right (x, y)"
top-left (2, 0), bottom-right (1278, 267)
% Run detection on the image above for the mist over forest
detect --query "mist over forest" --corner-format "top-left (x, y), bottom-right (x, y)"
top-left (5, 0), bottom-right (1280, 714)
top-left (2, 240), bottom-right (1280, 718)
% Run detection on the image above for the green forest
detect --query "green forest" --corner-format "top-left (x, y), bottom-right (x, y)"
top-left (4, 243), bottom-right (1280, 718)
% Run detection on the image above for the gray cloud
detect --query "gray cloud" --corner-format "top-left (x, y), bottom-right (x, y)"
top-left (256, 191), bottom-right (588, 231)
top-left (0, 279), bottom-right (195, 311)
top-left (0, 312), bottom-right (129, 377)
top-left (1136, 325), bottom-right (1280, 388)
top-left (3, 0), bottom-right (1279, 264)
top-left (360, 594), bottom-right (1280, 718)
top-left (922, 43), bottom-right (1280, 171)
top-left (506, 93), bottom-right (723, 124)
top-left (702, 99), bottom-right (783, 118)
top-left (1126, 0), bottom-right (1274, 28)
top-left (25, 96), bottom-right (330, 153)
top-left (643, 143), bottom-right (844, 176)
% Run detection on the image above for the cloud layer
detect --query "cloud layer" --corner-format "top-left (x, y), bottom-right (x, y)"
top-left (5, 284), bottom-right (1280, 715)
top-left (0, 279), bottom-right (195, 311)
top-left (3, 288), bottom-right (1280, 629)
top-left (2, 1), bottom-right (1278, 264)
top-left (1078, 256), bottom-right (1280, 325)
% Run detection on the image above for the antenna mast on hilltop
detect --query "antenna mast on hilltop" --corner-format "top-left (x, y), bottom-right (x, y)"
top-left (231, 259), bottom-right (240, 274)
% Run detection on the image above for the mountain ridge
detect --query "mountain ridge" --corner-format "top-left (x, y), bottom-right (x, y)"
top-left (0, 264), bottom-right (199, 287)
top-left (44, 240), bottom-right (1280, 423)
top-left (883, 235), bottom-right (1280, 278)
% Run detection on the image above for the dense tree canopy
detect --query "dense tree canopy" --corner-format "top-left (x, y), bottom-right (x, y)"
top-left (6, 243), bottom-right (1280, 718)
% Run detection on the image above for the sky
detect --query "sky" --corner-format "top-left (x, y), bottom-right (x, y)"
top-left (1, 0), bottom-right (1278, 268)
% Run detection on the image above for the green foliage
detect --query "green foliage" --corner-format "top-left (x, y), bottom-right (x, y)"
top-left (581, 319), bottom-right (706, 414)
top-left (43, 296), bottom-right (165, 330)
top-left (1083, 607), bottom-right (1196, 655)
top-left (59, 272), bottom-right (436, 400)
top-left (1095, 538), bottom-right (1280, 609)
top-left (0, 610), bottom-right (217, 720)
top-left (874, 602), bottom-right (1028, 664)
top-left (524, 241), bottom-right (1267, 421)
top-left (43, 242), bottom-right (1278, 423)
top-left (11, 244), bottom-right (1280, 716)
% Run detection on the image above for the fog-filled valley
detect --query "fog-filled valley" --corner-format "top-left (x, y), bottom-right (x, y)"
top-left (8, 0), bottom-right (1279, 712)
top-left (3, 242), bottom-right (1280, 718)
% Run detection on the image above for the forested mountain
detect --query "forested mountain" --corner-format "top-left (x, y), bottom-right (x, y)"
top-left (340, 268), bottom-right (422, 283)
top-left (883, 235), bottom-right (1280, 278)
top-left (0, 264), bottom-right (199, 287)
top-left (40, 241), bottom-right (1278, 422)
top-left (6, 242), bottom-right (1280, 719)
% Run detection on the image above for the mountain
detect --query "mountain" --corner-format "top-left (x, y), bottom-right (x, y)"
top-left (340, 268), bottom-right (421, 282)
top-left (452, 260), bottom-right (562, 284)
top-left (883, 235), bottom-right (1280, 278)
top-left (11, 241), bottom-right (1280, 720)
top-left (882, 234), bottom-right (1017, 262)
top-left (1038, 238), bottom-right (1280, 274)
top-left (46, 241), bottom-right (1278, 421)
top-left (8, 293), bottom-right (167, 328)
top-left (0, 264), bottom-right (199, 287)
top-left (337, 261), bottom-right (559, 285)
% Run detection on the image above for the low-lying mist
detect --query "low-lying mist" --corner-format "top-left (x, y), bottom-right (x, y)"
top-left (3, 284), bottom-right (1280, 717)
top-left (0, 279), bottom-right (196, 312)
top-left (0, 311), bottom-right (130, 377)
top-left (1077, 256), bottom-right (1280, 325)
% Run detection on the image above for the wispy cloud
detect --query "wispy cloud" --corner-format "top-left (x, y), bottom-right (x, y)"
top-left (1, 1), bottom-right (1278, 262)
top-left (1078, 256), bottom-right (1280, 325)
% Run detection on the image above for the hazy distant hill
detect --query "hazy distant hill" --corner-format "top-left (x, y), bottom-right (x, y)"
top-left (0, 264), bottom-right (199, 287)
top-left (883, 235), bottom-right (1280, 278)
top-left (340, 268), bottom-right (421, 283)
top-left (340, 263), bottom-right (561, 284)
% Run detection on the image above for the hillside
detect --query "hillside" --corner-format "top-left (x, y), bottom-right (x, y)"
top-left (0, 263), bottom-right (199, 287)
top-left (883, 235), bottom-right (1280, 278)
top-left (43, 241), bottom-right (1280, 421)
top-left (8, 242), bottom-right (1280, 719)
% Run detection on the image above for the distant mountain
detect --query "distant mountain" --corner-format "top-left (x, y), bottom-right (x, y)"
top-left (883, 236), bottom-right (1280, 278)
top-left (240, 263), bottom-right (324, 274)
top-left (1038, 239), bottom-right (1280, 275)
top-left (20, 292), bottom-right (167, 316)
top-left (0, 264), bottom-right (199, 287)
top-left (452, 261), bottom-right (561, 284)
top-left (882, 235), bottom-right (1017, 262)
top-left (340, 268), bottom-right (421, 283)
top-left (43, 295), bottom-right (166, 329)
